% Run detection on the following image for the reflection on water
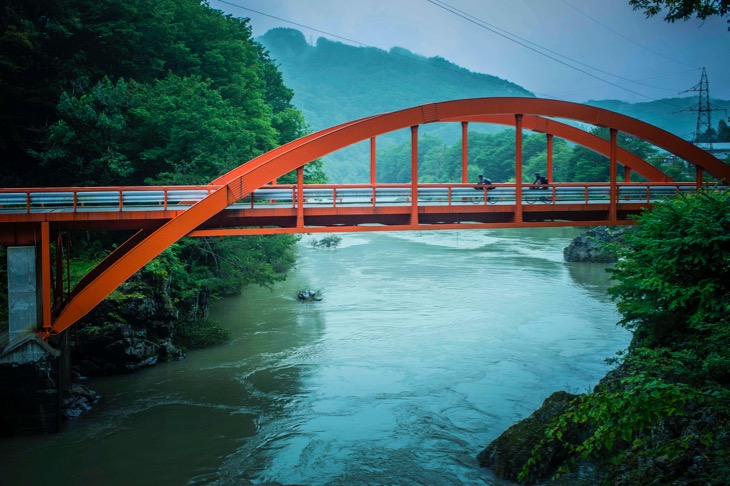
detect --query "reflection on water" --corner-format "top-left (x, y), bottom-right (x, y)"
top-left (568, 262), bottom-right (617, 302)
top-left (0, 228), bottom-right (631, 485)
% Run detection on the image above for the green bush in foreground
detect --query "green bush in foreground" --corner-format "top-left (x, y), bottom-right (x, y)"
top-left (520, 190), bottom-right (730, 484)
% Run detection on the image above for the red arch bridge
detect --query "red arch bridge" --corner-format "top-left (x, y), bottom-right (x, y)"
top-left (0, 98), bottom-right (728, 339)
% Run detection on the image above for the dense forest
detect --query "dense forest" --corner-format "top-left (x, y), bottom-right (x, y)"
top-left (0, 1), bottom-right (325, 364)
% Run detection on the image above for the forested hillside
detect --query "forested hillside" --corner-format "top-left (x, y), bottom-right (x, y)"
top-left (0, 1), bottom-right (323, 368)
top-left (1, 2), bottom-right (308, 187)
top-left (258, 28), bottom-right (534, 182)
top-left (258, 28), bottom-right (532, 131)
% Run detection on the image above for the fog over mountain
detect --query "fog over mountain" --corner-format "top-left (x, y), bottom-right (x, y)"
top-left (259, 28), bottom-right (729, 181)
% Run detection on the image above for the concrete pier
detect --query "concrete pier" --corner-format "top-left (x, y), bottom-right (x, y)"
top-left (1, 246), bottom-right (67, 436)
top-left (7, 246), bottom-right (40, 341)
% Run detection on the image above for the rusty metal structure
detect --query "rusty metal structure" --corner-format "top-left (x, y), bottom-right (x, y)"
top-left (0, 98), bottom-right (728, 338)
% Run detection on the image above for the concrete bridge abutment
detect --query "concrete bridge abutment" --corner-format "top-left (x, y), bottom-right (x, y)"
top-left (1, 245), bottom-right (69, 436)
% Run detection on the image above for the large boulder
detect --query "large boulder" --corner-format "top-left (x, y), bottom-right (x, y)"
top-left (297, 289), bottom-right (322, 301)
top-left (477, 391), bottom-right (582, 484)
top-left (563, 226), bottom-right (627, 263)
top-left (71, 271), bottom-right (186, 376)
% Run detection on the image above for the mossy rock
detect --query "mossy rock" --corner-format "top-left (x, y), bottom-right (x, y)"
top-left (477, 391), bottom-right (580, 484)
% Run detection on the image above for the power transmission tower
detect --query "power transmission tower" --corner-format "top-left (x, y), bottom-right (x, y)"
top-left (680, 67), bottom-right (725, 149)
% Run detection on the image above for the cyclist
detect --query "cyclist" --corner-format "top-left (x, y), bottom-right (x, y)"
top-left (530, 173), bottom-right (548, 190)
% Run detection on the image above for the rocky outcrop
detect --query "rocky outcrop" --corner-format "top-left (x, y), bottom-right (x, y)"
top-left (477, 391), bottom-right (583, 484)
top-left (63, 383), bottom-right (101, 420)
top-left (72, 322), bottom-right (181, 375)
top-left (71, 272), bottom-right (186, 377)
top-left (563, 226), bottom-right (627, 263)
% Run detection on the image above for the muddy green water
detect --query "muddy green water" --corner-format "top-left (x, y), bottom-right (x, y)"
top-left (0, 228), bottom-right (630, 485)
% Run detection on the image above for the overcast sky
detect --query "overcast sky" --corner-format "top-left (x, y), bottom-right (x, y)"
top-left (210, 0), bottom-right (728, 104)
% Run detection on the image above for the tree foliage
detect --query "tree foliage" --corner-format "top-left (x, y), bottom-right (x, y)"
top-left (520, 190), bottom-right (730, 484)
top-left (0, 1), bottom-right (316, 347)
top-left (1, 0), bottom-right (306, 187)
top-left (608, 190), bottom-right (730, 352)
top-left (629, 0), bottom-right (729, 21)
top-left (520, 373), bottom-right (728, 484)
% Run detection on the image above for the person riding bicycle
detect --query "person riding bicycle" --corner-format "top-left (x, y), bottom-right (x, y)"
top-left (530, 172), bottom-right (549, 190)
top-left (475, 175), bottom-right (494, 189)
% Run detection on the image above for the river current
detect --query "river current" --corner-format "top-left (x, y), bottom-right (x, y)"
top-left (0, 228), bottom-right (630, 485)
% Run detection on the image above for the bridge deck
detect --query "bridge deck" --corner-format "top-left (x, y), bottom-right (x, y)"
top-left (0, 182), bottom-right (704, 243)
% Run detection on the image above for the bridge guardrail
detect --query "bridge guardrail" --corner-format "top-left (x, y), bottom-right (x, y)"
top-left (0, 183), bottom-right (721, 214)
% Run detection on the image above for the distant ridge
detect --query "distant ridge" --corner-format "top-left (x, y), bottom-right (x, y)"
top-left (587, 99), bottom-right (730, 144)
top-left (258, 28), bottom-right (533, 131)
top-left (258, 28), bottom-right (728, 180)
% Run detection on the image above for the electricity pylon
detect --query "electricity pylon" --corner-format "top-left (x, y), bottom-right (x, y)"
top-left (680, 67), bottom-right (723, 149)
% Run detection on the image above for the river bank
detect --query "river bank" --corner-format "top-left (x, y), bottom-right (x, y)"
top-left (480, 191), bottom-right (730, 484)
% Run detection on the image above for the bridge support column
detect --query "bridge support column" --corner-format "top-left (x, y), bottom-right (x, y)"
top-left (370, 137), bottom-right (377, 185)
top-left (410, 125), bottom-right (419, 227)
top-left (546, 134), bottom-right (553, 182)
top-left (296, 166), bottom-right (304, 229)
top-left (696, 166), bottom-right (703, 189)
top-left (461, 122), bottom-right (469, 183)
top-left (5, 222), bottom-right (55, 342)
top-left (6, 246), bottom-right (40, 343)
top-left (610, 128), bottom-right (618, 223)
top-left (515, 114), bottom-right (523, 223)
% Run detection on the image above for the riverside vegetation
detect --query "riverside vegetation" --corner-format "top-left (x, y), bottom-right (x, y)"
top-left (479, 190), bottom-right (730, 485)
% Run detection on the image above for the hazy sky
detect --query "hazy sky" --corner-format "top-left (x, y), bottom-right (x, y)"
top-left (210, 0), bottom-right (728, 104)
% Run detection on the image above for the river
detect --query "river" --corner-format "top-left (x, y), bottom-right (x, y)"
top-left (0, 228), bottom-right (630, 485)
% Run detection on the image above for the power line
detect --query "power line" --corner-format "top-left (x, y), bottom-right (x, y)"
top-left (426, 0), bottom-right (645, 96)
top-left (560, 0), bottom-right (698, 69)
top-left (429, 0), bottom-right (686, 93)
top-left (210, 0), bottom-right (528, 93)
top-left (212, 0), bottom-right (694, 107)
top-left (426, 0), bottom-right (687, 104)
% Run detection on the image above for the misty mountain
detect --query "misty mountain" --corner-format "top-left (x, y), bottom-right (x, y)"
top-left (259, 28), bottom-right (532, 130)
top-left (258, 28), bottom-right (728, 182)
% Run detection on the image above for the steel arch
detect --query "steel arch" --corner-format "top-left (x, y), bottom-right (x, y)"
top-left (50, 98), bottom-right (729, 334)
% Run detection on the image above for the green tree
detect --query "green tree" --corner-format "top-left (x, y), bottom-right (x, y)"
top-left (716, 119), bottom-right (730, 142)
top-left (629, 0), bottom-right (729, 21)
top-left (607, 191), bottom-right (730, 363)
top-left (1, 0), bottom-right (314, 352)
top-left (130, 74), bottom-right (275, 185)
top-left (1, 0), bottom-right (303, 187)
top-left (30, 77), bottom-right (133, 186)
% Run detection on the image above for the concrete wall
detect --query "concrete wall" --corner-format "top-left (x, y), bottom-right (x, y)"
top-left (7, 246), bottom-right (40, 342)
